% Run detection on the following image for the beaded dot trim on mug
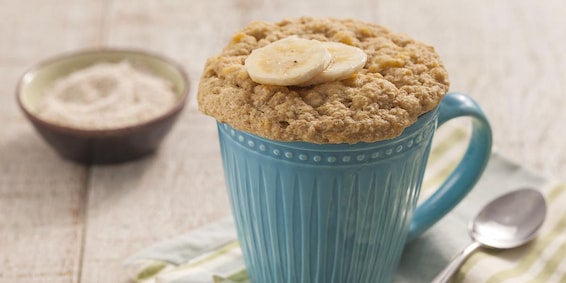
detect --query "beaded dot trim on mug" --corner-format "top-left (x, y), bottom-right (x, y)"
top-left (220, 123), bottom-right (435, 165)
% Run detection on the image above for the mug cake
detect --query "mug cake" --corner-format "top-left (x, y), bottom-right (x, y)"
top-left (197, 17), bottom-right (449, 144)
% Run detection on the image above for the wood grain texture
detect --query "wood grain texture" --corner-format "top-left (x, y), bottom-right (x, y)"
top-left (80, 109), bottom-right (229, 283)
top-left (0, 0), bottom-right (565, 282)
top-left (0, 67), bottom-right (86, 283)
top-left (375, 0), bottom-right (566, 178)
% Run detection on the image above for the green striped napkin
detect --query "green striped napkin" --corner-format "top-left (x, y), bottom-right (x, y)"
top-left (125, 124), bottom-right (565, 283)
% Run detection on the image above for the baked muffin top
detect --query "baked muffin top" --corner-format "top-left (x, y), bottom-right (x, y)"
top-left (197, 17), bottom-right (449, 144)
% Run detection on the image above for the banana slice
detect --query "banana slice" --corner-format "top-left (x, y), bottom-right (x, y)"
top-left (300, 42), bottom-right (367, 86)
top-left (244, 36), bottom-right (331, 86)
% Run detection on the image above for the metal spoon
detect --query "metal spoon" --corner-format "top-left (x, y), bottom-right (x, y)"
top-left (431, 188), bottom-right (547, 283)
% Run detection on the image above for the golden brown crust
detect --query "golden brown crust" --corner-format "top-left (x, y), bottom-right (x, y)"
top-left (197, 17), bottom-right (449, 144)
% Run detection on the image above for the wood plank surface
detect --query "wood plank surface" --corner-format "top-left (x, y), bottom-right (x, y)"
top-left (0, 1), bottom-right (103, 281)
top-left (0, 62), bottom-right (87, 282)
top-left (0, 0), bottom-right (565, 282)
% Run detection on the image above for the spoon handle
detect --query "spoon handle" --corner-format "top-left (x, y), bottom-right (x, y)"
top-left (431, 241), bottom-right (482, 283)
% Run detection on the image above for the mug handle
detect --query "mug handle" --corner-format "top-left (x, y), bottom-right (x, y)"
top-left (407, 92), bottom-right (493, 242)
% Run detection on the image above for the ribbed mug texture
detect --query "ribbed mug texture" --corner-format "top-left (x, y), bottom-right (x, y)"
top-left (218, 109), bottom-right (438, 283)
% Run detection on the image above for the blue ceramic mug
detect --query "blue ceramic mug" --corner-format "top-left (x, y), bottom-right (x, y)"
top-left (217, 92), bottom-right (492, 283)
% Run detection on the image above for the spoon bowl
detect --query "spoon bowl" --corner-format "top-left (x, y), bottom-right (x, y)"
top-left (432, 188), bottom-right (547, 283)
top-left (471, 188), bottom-right (547, 249)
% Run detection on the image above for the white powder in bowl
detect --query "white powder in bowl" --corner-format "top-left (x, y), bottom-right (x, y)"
top-left (35, 61), bottom-right (178, 130)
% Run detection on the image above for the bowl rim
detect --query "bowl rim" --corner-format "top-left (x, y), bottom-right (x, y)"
top-left (15, 47), bottom-right (190, 138)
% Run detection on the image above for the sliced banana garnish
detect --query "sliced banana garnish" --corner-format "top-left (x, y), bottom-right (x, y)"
top-left (244, 36), bottom-right (332, 86)
top-left (299, 42), bottom-right (367, 86)
top-left (244, 36), bottom-right (367, 87)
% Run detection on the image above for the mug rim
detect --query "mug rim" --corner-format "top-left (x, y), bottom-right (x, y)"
top-left (217, 108), bottom-right (439, 166)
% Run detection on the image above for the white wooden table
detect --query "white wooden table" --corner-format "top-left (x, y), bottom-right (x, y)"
top-left (1, 1), bottom-right (565, 282)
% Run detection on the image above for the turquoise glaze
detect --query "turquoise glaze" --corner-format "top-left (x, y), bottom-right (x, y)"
top-left (217, 93), bottom-right (492, 283)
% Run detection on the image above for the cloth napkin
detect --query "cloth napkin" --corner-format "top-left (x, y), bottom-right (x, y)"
top-left (125, 124), bottom-right (565, 283)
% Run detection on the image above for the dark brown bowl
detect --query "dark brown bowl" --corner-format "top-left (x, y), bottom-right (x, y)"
top-left (16, 49), bottom-right (189, 164)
